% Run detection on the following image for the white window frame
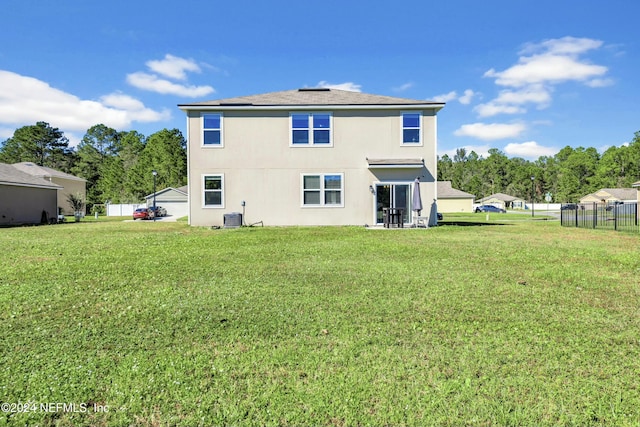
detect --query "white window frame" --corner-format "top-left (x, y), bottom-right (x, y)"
top-left (290, 112), bottom-right (333, 147)
top-left (201, 113), bottom-right (224, 148)
top-left (401, 111), bottom-right (422, 146)
top-left (300, 173), bottom-right (344, 207)
top-left (202, 174), bottom-right (225, 208)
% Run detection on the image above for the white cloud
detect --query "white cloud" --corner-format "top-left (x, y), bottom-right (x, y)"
top-left (393, 82), bottom-right (414, 92)
top-left (474, 37), bottom-right (610, 120)
top-left (484, 55), bottom-right (607, 88)
top-left (475, 85), bottom-right (551, 117)
top-left (474, 103), bottom-right (526, 117)
top-left (316, 81), bottom-right (362, 92)
top-left (126, 72), bottom-right (214, 97)
top-left (520, 36), bottom-right (603, 56)
top-left (459, 89), bottom-right (476, 105)
top-left (0, 70), bottom-right (170, 145)
top-left (127, 54), bottom-right (215, 97)
top-left (146, 54), bottom-right (201, 80)
top-left (484, 37), bottom-right (608, 88)
top-left (454, 122), bottom-right (526, 141)
top-left (504, 141), bottom-right (557, 158)
top-left (432, 91), bottom-right (458, 103)
top-left (493, 86), bottom-right (551, 106)
top-left (432, 89), bottom-right (476, 104)
top-left (100, 92), bottom-right (171, 122)
top-left (585, 78), bottom-right (614, 88)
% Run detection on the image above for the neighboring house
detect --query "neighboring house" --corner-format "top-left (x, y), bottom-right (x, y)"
top-left (478, 193), bottom-right (525, 210)
top-left (144, 185), bottom-right (189, 218)
top-left (437, 181), bottom-right (475, 212)
top-left (12, 162), bottom-right (86, 215)
top-left (178, 88), bottom-right (444, 226)
top-left (0, 162), bottom-right (61, 225)
top-left (579, 188), bottom-right (637, 204)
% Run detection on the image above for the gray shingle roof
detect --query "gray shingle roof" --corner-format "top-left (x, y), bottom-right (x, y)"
top-left (596, 188), bottom-right (637, 200)
top-left (479, 193), bottom-right (521, 203)
top-left (0, 163), bottom-right (61, 189)
top-left (12, 162), bottom-right (86, 182)
top-left (179, 88), bottom-right (444, 109)
top-left (437, 181), bottom-right (475, 199)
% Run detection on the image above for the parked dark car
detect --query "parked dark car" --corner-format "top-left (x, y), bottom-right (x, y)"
top-left (560, 203), bottom-right (578, 210)
top-left (149, 206), bottom-right (167, 217)
top-left (475, 205), bottom-right (506, 213)
top-left (133, 208), bottom-right (154, 220)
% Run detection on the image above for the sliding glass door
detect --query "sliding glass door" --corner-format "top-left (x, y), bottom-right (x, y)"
top-left (375, 184), bottom-right (411, 225)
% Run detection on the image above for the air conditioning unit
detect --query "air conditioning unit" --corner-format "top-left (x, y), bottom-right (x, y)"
top-left (223, 212), bottom-right (242, 228)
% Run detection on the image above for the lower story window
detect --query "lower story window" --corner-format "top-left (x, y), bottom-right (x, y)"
top-left (203, 174), bottom-right (224, 207)
top-left (302, 173), bottom-right (343, 207)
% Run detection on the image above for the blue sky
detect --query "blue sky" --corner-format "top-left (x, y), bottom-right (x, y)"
top-left (1, 0), bottom-right (638, 159)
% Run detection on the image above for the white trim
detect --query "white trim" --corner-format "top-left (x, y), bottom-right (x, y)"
top-left (201, 112), bottom-right (224, 148)
top-left (300, 173), bottom-right (344, 207)
top-left (290, 112), bottom-right (334, 147)
top-left (0, 182), bottom-right (60, 190)
top-left (186, 115), bottom-right (191, 225)
top-left (367, 164), bottom-right (423, 169)
top-left (202, 174), bottom-right (225, 209)
top-left (372, 180), bottom-right (415, 225)
top-left (400, 111), bottom-right (423, 146)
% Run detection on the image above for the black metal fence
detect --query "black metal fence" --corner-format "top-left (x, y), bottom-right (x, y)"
top-left (561, 202), bottom-right (638, 233)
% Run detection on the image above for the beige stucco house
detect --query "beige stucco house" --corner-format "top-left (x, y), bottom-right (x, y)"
top-left (437, 181), bottom-right (475, 212)
top-left (179, 88), bottom-right (444, 227)
top-left (579, 188), bottom-right (637, 205)
top-left (12, 162), bottom-right (86, 215)
top-left (0, 162), bottom-right (61, 225)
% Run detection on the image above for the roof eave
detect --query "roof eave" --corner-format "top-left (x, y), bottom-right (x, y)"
top-left (178, 103), bottom-right (445, 112)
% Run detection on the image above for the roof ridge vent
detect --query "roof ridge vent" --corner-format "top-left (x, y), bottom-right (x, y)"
top-left (298, 88), bottom-right (331, 92)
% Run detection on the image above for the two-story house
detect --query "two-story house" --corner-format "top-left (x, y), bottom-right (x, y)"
top-left (178, 88), bottom-right (444, 227)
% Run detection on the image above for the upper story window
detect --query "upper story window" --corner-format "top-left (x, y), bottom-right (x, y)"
top-left (202, 113), bottom-right (223, 147)
top-left (402, 112), bottom-right (422, 145)
top-left (291, 113), bottom-right (332, 146)
top-left (302, 173), bottom-right (343, 207)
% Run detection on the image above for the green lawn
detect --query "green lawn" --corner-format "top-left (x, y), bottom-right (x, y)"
top-left (1, 220), bottom-right (639, 426)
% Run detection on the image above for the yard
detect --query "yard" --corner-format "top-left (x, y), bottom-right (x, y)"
top-left (1, 219), bottom-right (639, 426)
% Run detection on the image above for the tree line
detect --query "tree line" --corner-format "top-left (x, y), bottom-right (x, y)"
top-left (439, 131), bottom-right (640, 203)
top-left (2, 122), bottom-right (638, 208)
top-left (0, 122), bottom-right (187, 211)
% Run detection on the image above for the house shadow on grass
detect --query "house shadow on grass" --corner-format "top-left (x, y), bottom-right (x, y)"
top-left (438, 220), bottom-right (511, 227)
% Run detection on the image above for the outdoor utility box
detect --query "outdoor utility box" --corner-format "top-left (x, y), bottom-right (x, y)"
top-left (223, 212), bottom-right (242, 228)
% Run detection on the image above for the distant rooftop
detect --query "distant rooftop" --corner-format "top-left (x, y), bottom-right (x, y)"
top-left (179, 88), bottom-right (445, 109)
top-left (12, 162), bottom-right (86, 182)
top-left (0, 163), bottom-right (62, 189)
top-left (437, 181), bottom-right (475, 199)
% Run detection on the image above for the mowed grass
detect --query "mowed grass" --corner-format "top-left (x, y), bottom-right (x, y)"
top-left (1, 220), bottom-right (639, 426)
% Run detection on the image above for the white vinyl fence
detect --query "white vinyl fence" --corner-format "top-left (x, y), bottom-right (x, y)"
top-left (106, 203), bottom-right (145, 217)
